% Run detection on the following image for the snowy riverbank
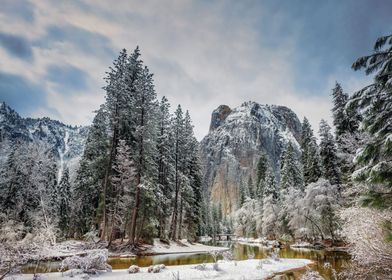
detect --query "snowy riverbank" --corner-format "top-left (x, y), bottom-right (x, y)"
top-left (146, 239), bottom-right (229, 255)
top-left (8, 258), bottom-right (313, 280)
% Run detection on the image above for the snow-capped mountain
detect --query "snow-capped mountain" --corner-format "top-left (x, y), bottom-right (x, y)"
top-left (200, 101), bottom-right (302, 213)
top-left (0, 102), bottom-right (88, 184)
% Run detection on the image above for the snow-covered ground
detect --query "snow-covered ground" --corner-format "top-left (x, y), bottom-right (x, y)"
top-left (290, 242), bottom-right (313, 249)
top-left (146, 239), bottom-right (229, 255)
top-left (8, 258), bottom-right (312, 280)
top-left (232, 237), bottom-right (280, 248)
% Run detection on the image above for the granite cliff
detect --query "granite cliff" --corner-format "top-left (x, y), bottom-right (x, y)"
top-left (200, 101), bottom-right (302, 213)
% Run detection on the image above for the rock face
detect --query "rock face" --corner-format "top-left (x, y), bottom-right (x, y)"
top-left (0, 102), bottom-right (88, 183)
top-left (200, 101), bottom-right (302, 213)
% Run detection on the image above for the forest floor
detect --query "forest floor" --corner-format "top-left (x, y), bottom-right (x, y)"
top-left (8, 258), bottom-right (313, 280)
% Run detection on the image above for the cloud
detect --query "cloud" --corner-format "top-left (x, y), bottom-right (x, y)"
top-left (0, 0), bottom-right (35, 23)
top-left (0, 71), bottom-right (50, 116)
top-left (46, 64), bottom-right (88, 93)
top-left (36, 24), bottom-right (115, 59)
top-left (0, 0), bottom-right (390, 140)
top-left (0, 32), bottom-right (33, 62)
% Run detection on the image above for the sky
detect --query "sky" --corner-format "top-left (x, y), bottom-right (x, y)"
top-left (0, 0), bottom-right (391, 140)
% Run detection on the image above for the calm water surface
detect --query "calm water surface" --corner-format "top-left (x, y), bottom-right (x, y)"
top-left (21, 241), bottom-right (351, 279)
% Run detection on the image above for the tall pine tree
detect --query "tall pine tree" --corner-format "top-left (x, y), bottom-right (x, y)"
top-left (350, 34), bottom-right (392, 207)
top-left (319, 120), bottom-right (341, 187)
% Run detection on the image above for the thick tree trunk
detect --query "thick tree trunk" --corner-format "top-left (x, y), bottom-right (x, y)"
top-left (169, 145), bottom-right (179, 240)
top-left (128, 97), bottom-right (145, 245)
top-left (178, 195), bottom-right (183, 240)
top-left (100, 110), bottom-right (119, 241)
top-left (108, 193), bottom-right (120, 247)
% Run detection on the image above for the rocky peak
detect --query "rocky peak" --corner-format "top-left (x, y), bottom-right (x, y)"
top-left (209, 105), bottom-right (232, 131)
top-left (200, 101), bottom-right (302, 213)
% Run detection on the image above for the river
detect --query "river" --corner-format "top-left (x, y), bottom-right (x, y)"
top-left (21, 241), bottom-right (351, 279)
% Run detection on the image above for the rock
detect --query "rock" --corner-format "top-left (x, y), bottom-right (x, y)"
top-left (194, 263), bottom-right (207, 271)
top-left (128, 265), bottom-right (140, 274)
top-left (80, 273), bottom-right (90, 280)
top-left (272, 275), bottom-right (289, 280)
top-left (209, 105), bottom-right (232, 131)
top-left (152, 265), bottom-right (161, 273)
top-left (200, 101), bottom-right (302, 213)
top-left (148, 265), bottom-right (154, 273)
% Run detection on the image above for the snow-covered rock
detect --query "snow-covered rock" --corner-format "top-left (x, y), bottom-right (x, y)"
top-left (200, 101), bottom-right (302, 213)
top-left (8, 258), bottom-right (313, 280)
top-left (128, 265), bottom-right (140, 274)
top-left (0, 102), bottom-right (88, 184)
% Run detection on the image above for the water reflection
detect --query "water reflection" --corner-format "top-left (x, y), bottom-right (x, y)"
top-left (21, 241), bottom-right (351, 279)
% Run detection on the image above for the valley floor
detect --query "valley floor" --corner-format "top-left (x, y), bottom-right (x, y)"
top-left (8, 258), bottom-right (313, 280)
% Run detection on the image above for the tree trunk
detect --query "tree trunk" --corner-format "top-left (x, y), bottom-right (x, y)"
top-left (178, 195), bottom-right (183, 240)
top-left (128, 96), bottom-right (145, 245)
top-left (108, 191), bottom-right (120, 247)
top-left (136, 212), bottom-right (146, 244)
top-left (100, 111), bottom-right (119, 241)
top-left (169, 145), bottom-right (179, 240)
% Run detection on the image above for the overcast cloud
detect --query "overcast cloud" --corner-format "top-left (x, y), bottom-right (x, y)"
top-left (0, 0), bottom-right (390, 139)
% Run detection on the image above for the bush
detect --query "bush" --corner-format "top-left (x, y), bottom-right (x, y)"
top-left (128, 265), bottom-right (140, 273)
top-left (61, 249), bottom-right (112, 274)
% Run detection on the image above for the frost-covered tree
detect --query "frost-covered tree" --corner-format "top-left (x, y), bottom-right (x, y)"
top-left (0, 144), bottom-right (31, 224)
top-left (280, 142), bottom-right (303, 191)
top-left (255, 153), bottom-right (268, 199)
top-left (72, 107), bottom-right (109, 236)
top-left (107, 140), bottom-right (135, 246)
top-left (234, 198), bottom-right (260, 238)
top-left (169, 105), bottom-right (185, 240)
top-left (340, 207), bottom-right (392, 279)
top-left (58, 168), bottom-right (71, 237)
top-left (349, 34), bottom-right (392, 207)
top-left (168, 109), bottom-right (202, 240)
top-left (182, 112), bottom-right (202, 240)
top-left (156, 96), bottom-right (175, 239)
top-left (261, 194), bottom-right (279, 239)
top-left (261, 170), bottom-right (279, 239)
top-left (127, 65), bottom-right (159, 245)
top-left (263, 168), bottom-right (278, 200)
top-left (100, 49), bottom-right (131, 239)
top-left (295, 179), bottom-right (341, 241)
top-left (331, 82), bottom-right (349, 137)
top-left (301, 118), bottom-right (322, 185)
top-left (319, 120), bottom-right (341, 188)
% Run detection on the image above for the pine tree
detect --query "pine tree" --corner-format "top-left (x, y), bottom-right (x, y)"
top-left (319, 120), bottom-right (341, 188)
top-left (238, 179), bottom-right (248, 207)
top-left (127, 64), bottom-right (158, 245)
top-left (331, 82), bottom-right (349, 137)
top-left (108, 140), bottom-right (134, 246)
top-left (263, 168), bottom-right (278, 200)
top-left (156, 96), bottom-right (175, 239)
top-left (301, 118), bottom-right (322, 185)
top-left (255, 153), bottom-right (268, 200)
top-left (58, 167), bottom-right (71, 236)
top-left (169, 105), bottom-right (185, 240)
top-left (280, 142), bottom-right (303, 191)
top-left (100, 48), bottom-right (131, 240)
top-left (72, 106), bottom-right (109, 236)
top-left (182, 111), bottom-right (202, 240)
top-left (350, 34), bottom-right (392, 207)
top-left (247, 176), bottom-right (255, 199)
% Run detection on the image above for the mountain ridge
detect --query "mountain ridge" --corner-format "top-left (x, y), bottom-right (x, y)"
top-left (200, 101), bottom-right (302, 213)
top-left (0, 101), bottom-right (88, 184)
